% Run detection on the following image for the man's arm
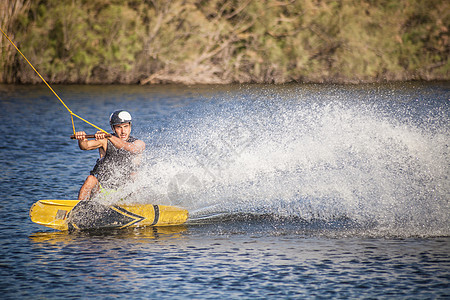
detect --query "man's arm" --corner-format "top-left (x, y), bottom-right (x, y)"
top-left (75, 131), bottom-right (108, 151)
top-left (107, 135), bottom-right (145, 154)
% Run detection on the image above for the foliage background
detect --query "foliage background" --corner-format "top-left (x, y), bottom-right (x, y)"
top-left (1, 0), bottom-right (449, 84)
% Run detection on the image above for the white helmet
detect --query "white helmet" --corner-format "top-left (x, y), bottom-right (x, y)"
top-left (109, 110), bottom-right (132, 130)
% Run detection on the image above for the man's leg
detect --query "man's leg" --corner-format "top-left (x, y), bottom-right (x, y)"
top-left (78, 175), bottom-right (99, 200)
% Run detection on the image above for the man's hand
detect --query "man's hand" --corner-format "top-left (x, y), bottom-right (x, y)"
top-left (75, 131), bottom-right (87, 141)
top-left (76, 131), bottom-right (107, 151)
top-left (95, 131), bottom-right (107, 140)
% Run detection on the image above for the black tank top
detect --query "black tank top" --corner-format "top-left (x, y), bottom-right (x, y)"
top-left (90, 135), bottom-right (140, 188)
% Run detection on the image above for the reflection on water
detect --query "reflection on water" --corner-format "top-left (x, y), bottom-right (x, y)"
top-left (29, 226), bottom-right (187, 244)
top-left (23, 227), bottom-right (450, 299)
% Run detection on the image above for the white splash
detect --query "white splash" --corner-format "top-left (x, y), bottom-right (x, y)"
top-left (123, 88), bottom-right (449, 237)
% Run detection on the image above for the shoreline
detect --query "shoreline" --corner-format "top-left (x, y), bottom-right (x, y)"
top-left (1, 79), bottom-right (449, 86)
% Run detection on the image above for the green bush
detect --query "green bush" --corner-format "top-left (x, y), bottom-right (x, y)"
top-left (1, 0), bottom-right (448, 84)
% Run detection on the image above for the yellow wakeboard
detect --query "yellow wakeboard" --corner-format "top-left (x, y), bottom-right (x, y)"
top-left (30, 200), bottom-right (188, 231)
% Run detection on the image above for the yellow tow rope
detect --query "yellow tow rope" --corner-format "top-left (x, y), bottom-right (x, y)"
top-left (0, 27), bottom-right (108, 135)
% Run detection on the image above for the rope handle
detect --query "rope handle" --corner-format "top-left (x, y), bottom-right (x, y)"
top-left (70, 134), bottom-right (112, 139)
top-left (1, 27), bottom-right (109, 135)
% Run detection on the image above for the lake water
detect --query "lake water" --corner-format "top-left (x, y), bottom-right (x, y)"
top-left (0, 82), bottom-right (449, 298)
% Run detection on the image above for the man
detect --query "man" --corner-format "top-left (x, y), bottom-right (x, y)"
top-left (75, 110), bottom-right (146, 200)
